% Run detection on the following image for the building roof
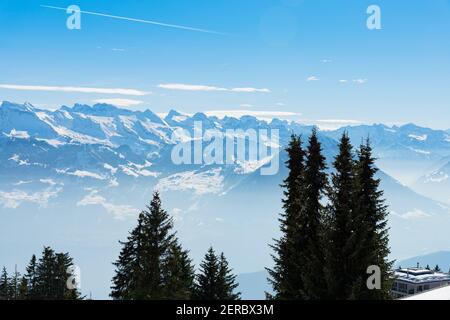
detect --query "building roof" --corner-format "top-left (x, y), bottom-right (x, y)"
top-left (403, 285), bottom-right (450, 300)
top-left (394, 268), bottom-right (450, 284)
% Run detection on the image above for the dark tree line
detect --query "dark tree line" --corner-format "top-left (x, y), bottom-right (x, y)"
top-left (0, 247), bottom-right (82, 300)
top-left (268, 129), bottom-right (393, 300)
top-left (111, 192), bottom-right (240, 300)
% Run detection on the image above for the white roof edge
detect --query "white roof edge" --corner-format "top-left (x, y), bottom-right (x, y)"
top-left (402, 285), bottom-right (450, 300)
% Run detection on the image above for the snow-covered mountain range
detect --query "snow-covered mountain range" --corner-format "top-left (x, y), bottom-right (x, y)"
top-left (2, 101), bottom-right (449, 196)
top-left (1, 101), bottom-right (450, 298)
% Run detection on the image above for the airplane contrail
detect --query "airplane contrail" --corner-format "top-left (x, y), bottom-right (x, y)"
top-left (41, 5), bottom-right (227, 35)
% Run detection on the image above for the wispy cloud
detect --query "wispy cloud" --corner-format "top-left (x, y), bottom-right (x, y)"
top-left (339, 79), bottom-right (367, 84)
top-left (231, 87), bottom-right (270, 93)
top-left (77, 190), bottom-right (137, 220)
top-left (0, 84), bottom-right (149, 96)
top-left (301, 119), bottom-right (365, 130)
top-left (316, 119), bottom-right (362, 125)
top-left (306, 76), bottom-right (320, 82)
top-left (321, 59), bottom-right (332, 63)
top-left (41, 5), bottom-right (227, 35)
top-left (93, 98), bottom-right (143, 107)
top-left (158, 83), bottom-right (270, 93)
top-left (0, 188), bottom-right (62, 209)
top-left (204, 110), bottom-right (301, 120)
top-left (392, 209), bottom-right (431, 220)
top-left (155, 169), bottom-right (224, 195)
top-left (158, 84), bottom-right (227, 92)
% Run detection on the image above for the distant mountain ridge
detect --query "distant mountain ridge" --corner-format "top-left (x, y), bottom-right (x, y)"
top-left (1, 101), bottom-right (450, 298)
top-left (398, 251), bottom-right (450, 272)
top-left (2, 101), bottom-right (449, 189)
top-left (2, 100), bottom-right (450, 209)
top-left (2, 100), bottom-right (450, 157)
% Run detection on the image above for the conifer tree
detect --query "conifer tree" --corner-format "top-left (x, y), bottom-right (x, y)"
top-left (18, 276), bottom-right (28, 300)
top-left (162, 243), bottom-right (196, 299)
top-left (325, 133), bottom-right (356, 299)
top-left (350, 140), bottom-right (393, 299)
top-left (9, 266), bottom-right (21, 300)
top-left (112, 192), bottom-right (187, 300)
top-left (25, 254), bottom-right (37, 299)
top-left (300, 128), bottom-right (328, 299)
top-left (54, 252), bottom-right (82, 300)
top-left (0, 250), bottom-right (80, 300)
top-left (35, 246), bottom-right (57, 299)
top-left (216, 253), bottom-right (240, 300)
top-left (195, 247), bottom-right (240, 300)
top-left (268, 134), bottom-right (306, 299)
top-left (0, 267), bottom-right (9, 300)
top-left (111, 213), bottom-right (145, 300)
top-left (195, 247), bottom-right (219, 300)
top-left (139, 192), bottom-right (175, 299)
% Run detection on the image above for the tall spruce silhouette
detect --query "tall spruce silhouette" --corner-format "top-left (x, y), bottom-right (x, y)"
top-left (195, 247), bottom-right (240, 300)
top-left (24, 255), bottom-right (38, 299)
top-left (267, 134), bottom-right (306, 299)
top-left (325, 133), bottom-right (357, 299)
top-left (216, 253), bottom-right (240, 300)
top-left (33, 247), bottom-right (82, 300)
top-left (0, 267), bottom-right (9, 299)
top-left (299, 128), bottom-right (328, 299)
top-left (268, 131), bottom-right (393, 300)
top-left (349, 140), bottom-right (393, 299)
top-left (162, 242), bottom-right (196, 299)
top-left (111, 192), bottom-right (195, 300)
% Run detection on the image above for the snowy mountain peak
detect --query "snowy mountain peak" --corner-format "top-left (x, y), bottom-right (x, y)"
top-left (70, 103), bottom-right (136, 117)
top-left (164, 109), bottom-right (189, 124)
top-left (0, 101), bottom-right (35, 113)
top-left (192, 112), bottom-right (209, 121)
top-left (71, 103), bottom-right (95, 113)
top-left (166, 109), bottom-right (182, 118)
top-left (401, 123), bottom-right (421, 130)
top-left (140, 109), bottom-right (165, 125)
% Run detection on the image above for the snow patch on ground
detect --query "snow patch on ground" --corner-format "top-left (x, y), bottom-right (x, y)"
top-left (408, 147), bottom-right (431, 155)
top-left (404, 285), bottom-right (450, 300)
top-left (9, 154), bottom-right (30, 166)
top-left (409, 134), bottom-right (428, 141)
top-left (5, 129), bottom-right (30, 139)
top-left (425, 171), bottom-right (449, 183)
top-left (36, 138), bottom-right (66, 147)
top-left (108, 178), bottom-right (119, 187)
top-left (13, 180), bottom-right (32, 186)
top-left (57, 169), bottom-right (105, 180)
top-left (119, 164), bottom-right (159, 178)
top-left (39, 179), bottom-right (62, 186)
top-left (103, 163), bottom-right (118, 175)
top-left (156, 168), bottom-right (224, 195)
top-left (234, 156), bottom-right (275, 174)
top-left (35, 112), bottom-right (114, 146)
top-left (85, 115), bottom-right (119, 138)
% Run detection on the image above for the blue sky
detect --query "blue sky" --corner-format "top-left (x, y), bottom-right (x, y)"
top-left (0, 0), bottom-right (449, 128)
